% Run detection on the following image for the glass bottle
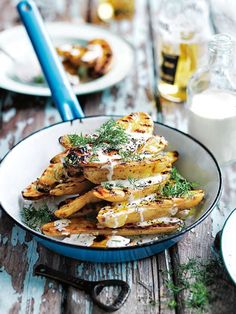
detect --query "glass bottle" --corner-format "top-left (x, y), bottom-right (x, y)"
top-left (187, 34), bottom-right (236, 165)
top-left (157, 0), bottom-right (213, 102)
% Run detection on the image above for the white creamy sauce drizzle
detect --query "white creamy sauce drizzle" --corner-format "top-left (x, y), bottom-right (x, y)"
top-left (96, 149), bottom-right (120, 163)
top-left (139, 207), bottom-right (145, 223)
top-left (128, 193), bottom-right (135, 203)
top-left (101, 160), bottom-right (115, 181)
top-left (101, 206), bottom-right (132, 227)
top-left (54, 219), bottom-right (71, 232)
top-left (102, 194), bottom-right (158, 227)
top-left (106, 236), bottom-right (130, 248)
top-left (59, 44), bottom-right (72, 52)
top-left (124, 193), bottom-right (157, 206)
top-left (113, 215), bottom-right (120, 228)
top-left (169, 206), bottom-right (178, 216)
top-left (104, 173), bottom-right (168, 189)
top-left (62, 234), bottom-right (96, 246)
top-left (70, 48), bottom-right (81, 57)
top-left (81, 50), bottom-right (101, 63)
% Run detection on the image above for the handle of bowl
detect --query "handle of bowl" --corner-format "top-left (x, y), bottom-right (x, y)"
top-left (17, 0), bottom-right (85, 121)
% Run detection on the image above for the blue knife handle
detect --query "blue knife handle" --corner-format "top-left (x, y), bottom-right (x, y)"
top-left (17, 0), bottom-right (85, 121)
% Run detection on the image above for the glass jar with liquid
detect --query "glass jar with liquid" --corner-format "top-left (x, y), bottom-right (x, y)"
top-left (187, 34), bottom-right (236, 165)
top-left (157, 0), bottom-right (213, 102)
top-left (97, 0), bottom-right (135, 22)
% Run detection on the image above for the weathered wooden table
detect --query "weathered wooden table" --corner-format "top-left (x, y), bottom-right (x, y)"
top-left (0, 1), bottom-right (236, 313)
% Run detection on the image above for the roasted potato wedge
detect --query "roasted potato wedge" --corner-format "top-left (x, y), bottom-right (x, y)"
top-left (36, 162), bottom-right (68, 192)
top-left (50, 150), bottom-right (68, 163)
top-left (42, 217), bottom-right (183, 238)
top-left (22, 176), bottom-right (92, 199)
top-left (54, 191), bottom-right (100, 218)
top-left (97, 190), bottom-right (204, 228)
top-left (93, 171), bottom-right (170, 202)
top-left (83, 151), bottom-right (178, 184)
top-left (22, 181), bottom-right (47, 200)
top-left (117, 112), bottom-right (154, 135)
top-left (49, 176), bottom-right (93, 196)
top-left (138, 135), bottom-right (168, 154)
top-left (88, 39), bottom-right (113, 77)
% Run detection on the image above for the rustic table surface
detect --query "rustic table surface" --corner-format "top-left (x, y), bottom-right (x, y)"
top-left (0, 1), bottom-right (236, 313)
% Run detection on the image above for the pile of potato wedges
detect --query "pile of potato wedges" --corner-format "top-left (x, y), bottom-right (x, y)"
top-left (22, 112), bottom-right (204, 247)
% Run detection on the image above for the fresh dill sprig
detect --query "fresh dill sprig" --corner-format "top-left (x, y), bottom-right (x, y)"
top-left (94, 119), bottom-right (128, 149)
top-left (68, 133), bottom-right (92, 147)
top-left (163, 259), bottom-right (221, 312)
top-left (161, 167), bottom-right (198, 197)
top-left (21, 204), bottom-right (54, 232)
top-left (67, 119), bottom-right (129, 152)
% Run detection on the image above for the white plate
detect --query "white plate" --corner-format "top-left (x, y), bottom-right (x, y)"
top-left (221, 208), bottom-right (236, 284)
top-left (0, 22), bottom-right (134, 96)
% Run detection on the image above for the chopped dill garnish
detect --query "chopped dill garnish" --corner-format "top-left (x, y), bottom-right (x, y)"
top-left (161, 168), bottom-right (198, 197)
top-left (68, 133), bottom-right (91, 147)
top-left (101, 182), bottom-right (113, 190)
top-left (119, 150), bottom-right (141, 162)
top-left (101, 182), bottom-right (125, 189)
top-left (128, 177), bottom-right (138, 186)
top-left (94, 119), bottom-right (128, 149)
top-left (21, 204), bottom-right (54, 232)
top-left (67, 119), bottom-right (128, 151)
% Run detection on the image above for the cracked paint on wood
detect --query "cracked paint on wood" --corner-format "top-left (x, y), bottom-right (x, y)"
top-left (0, 0), bottom-right (236, 313)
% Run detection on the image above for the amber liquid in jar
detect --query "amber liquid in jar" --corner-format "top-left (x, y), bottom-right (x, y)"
top-left (97, 0), bottom-right (135, 21)
top-left (158, 41), bottom-right (199, 102)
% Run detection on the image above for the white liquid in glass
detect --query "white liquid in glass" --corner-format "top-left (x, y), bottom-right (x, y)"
top-left (188, 89), bottom-right (236, 164)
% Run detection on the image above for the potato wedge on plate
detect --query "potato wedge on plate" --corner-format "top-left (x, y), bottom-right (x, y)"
top-left (22, 181), bottom-right (47, 200)
top-left (83, 151), bottom-right (178, 184)
top-left (97, 190), bottom-right (204, 228)
top-left (42, 216), bottom-right (183, 238)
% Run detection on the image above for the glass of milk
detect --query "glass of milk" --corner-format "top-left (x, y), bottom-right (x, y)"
top-left (187, 34), bottom-right (236, 165)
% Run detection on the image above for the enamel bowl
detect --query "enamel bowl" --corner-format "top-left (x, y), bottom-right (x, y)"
top-left (0, 116), bottom-right (222, 263)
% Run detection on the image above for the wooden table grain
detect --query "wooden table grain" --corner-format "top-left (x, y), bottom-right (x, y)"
top-left (0, 1), bottom-right (236, 313)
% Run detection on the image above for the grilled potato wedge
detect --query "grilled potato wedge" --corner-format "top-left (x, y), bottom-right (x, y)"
top-left (97, 190), bottom-right (204, 228)
top-left (22, 181), bottom-right (47, 200)
top-left (22, 176), bottom-right (92, 199)
top-left (42, 217), bottom-right (183, 238)
top-left (139, 135), bottom-right (167, 154)
top-left (58, 136), bottom-right (74, 149)
top-left (93, 172), bottom-right (170, 202)
top-left (88, 39), bottom-right (113, 77)
top-left (117, 112), bottom-right (154, 134)
top-left (50, 150), bottom-right (68, 163)
top-left (54, 191), bottom-right (100, 218)
top-left (49, 176), bottom-right (93, 196)
top-left (83, 151), bottom-right (178, 184)
top-left (36, 162), bottom-right (68, 192)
